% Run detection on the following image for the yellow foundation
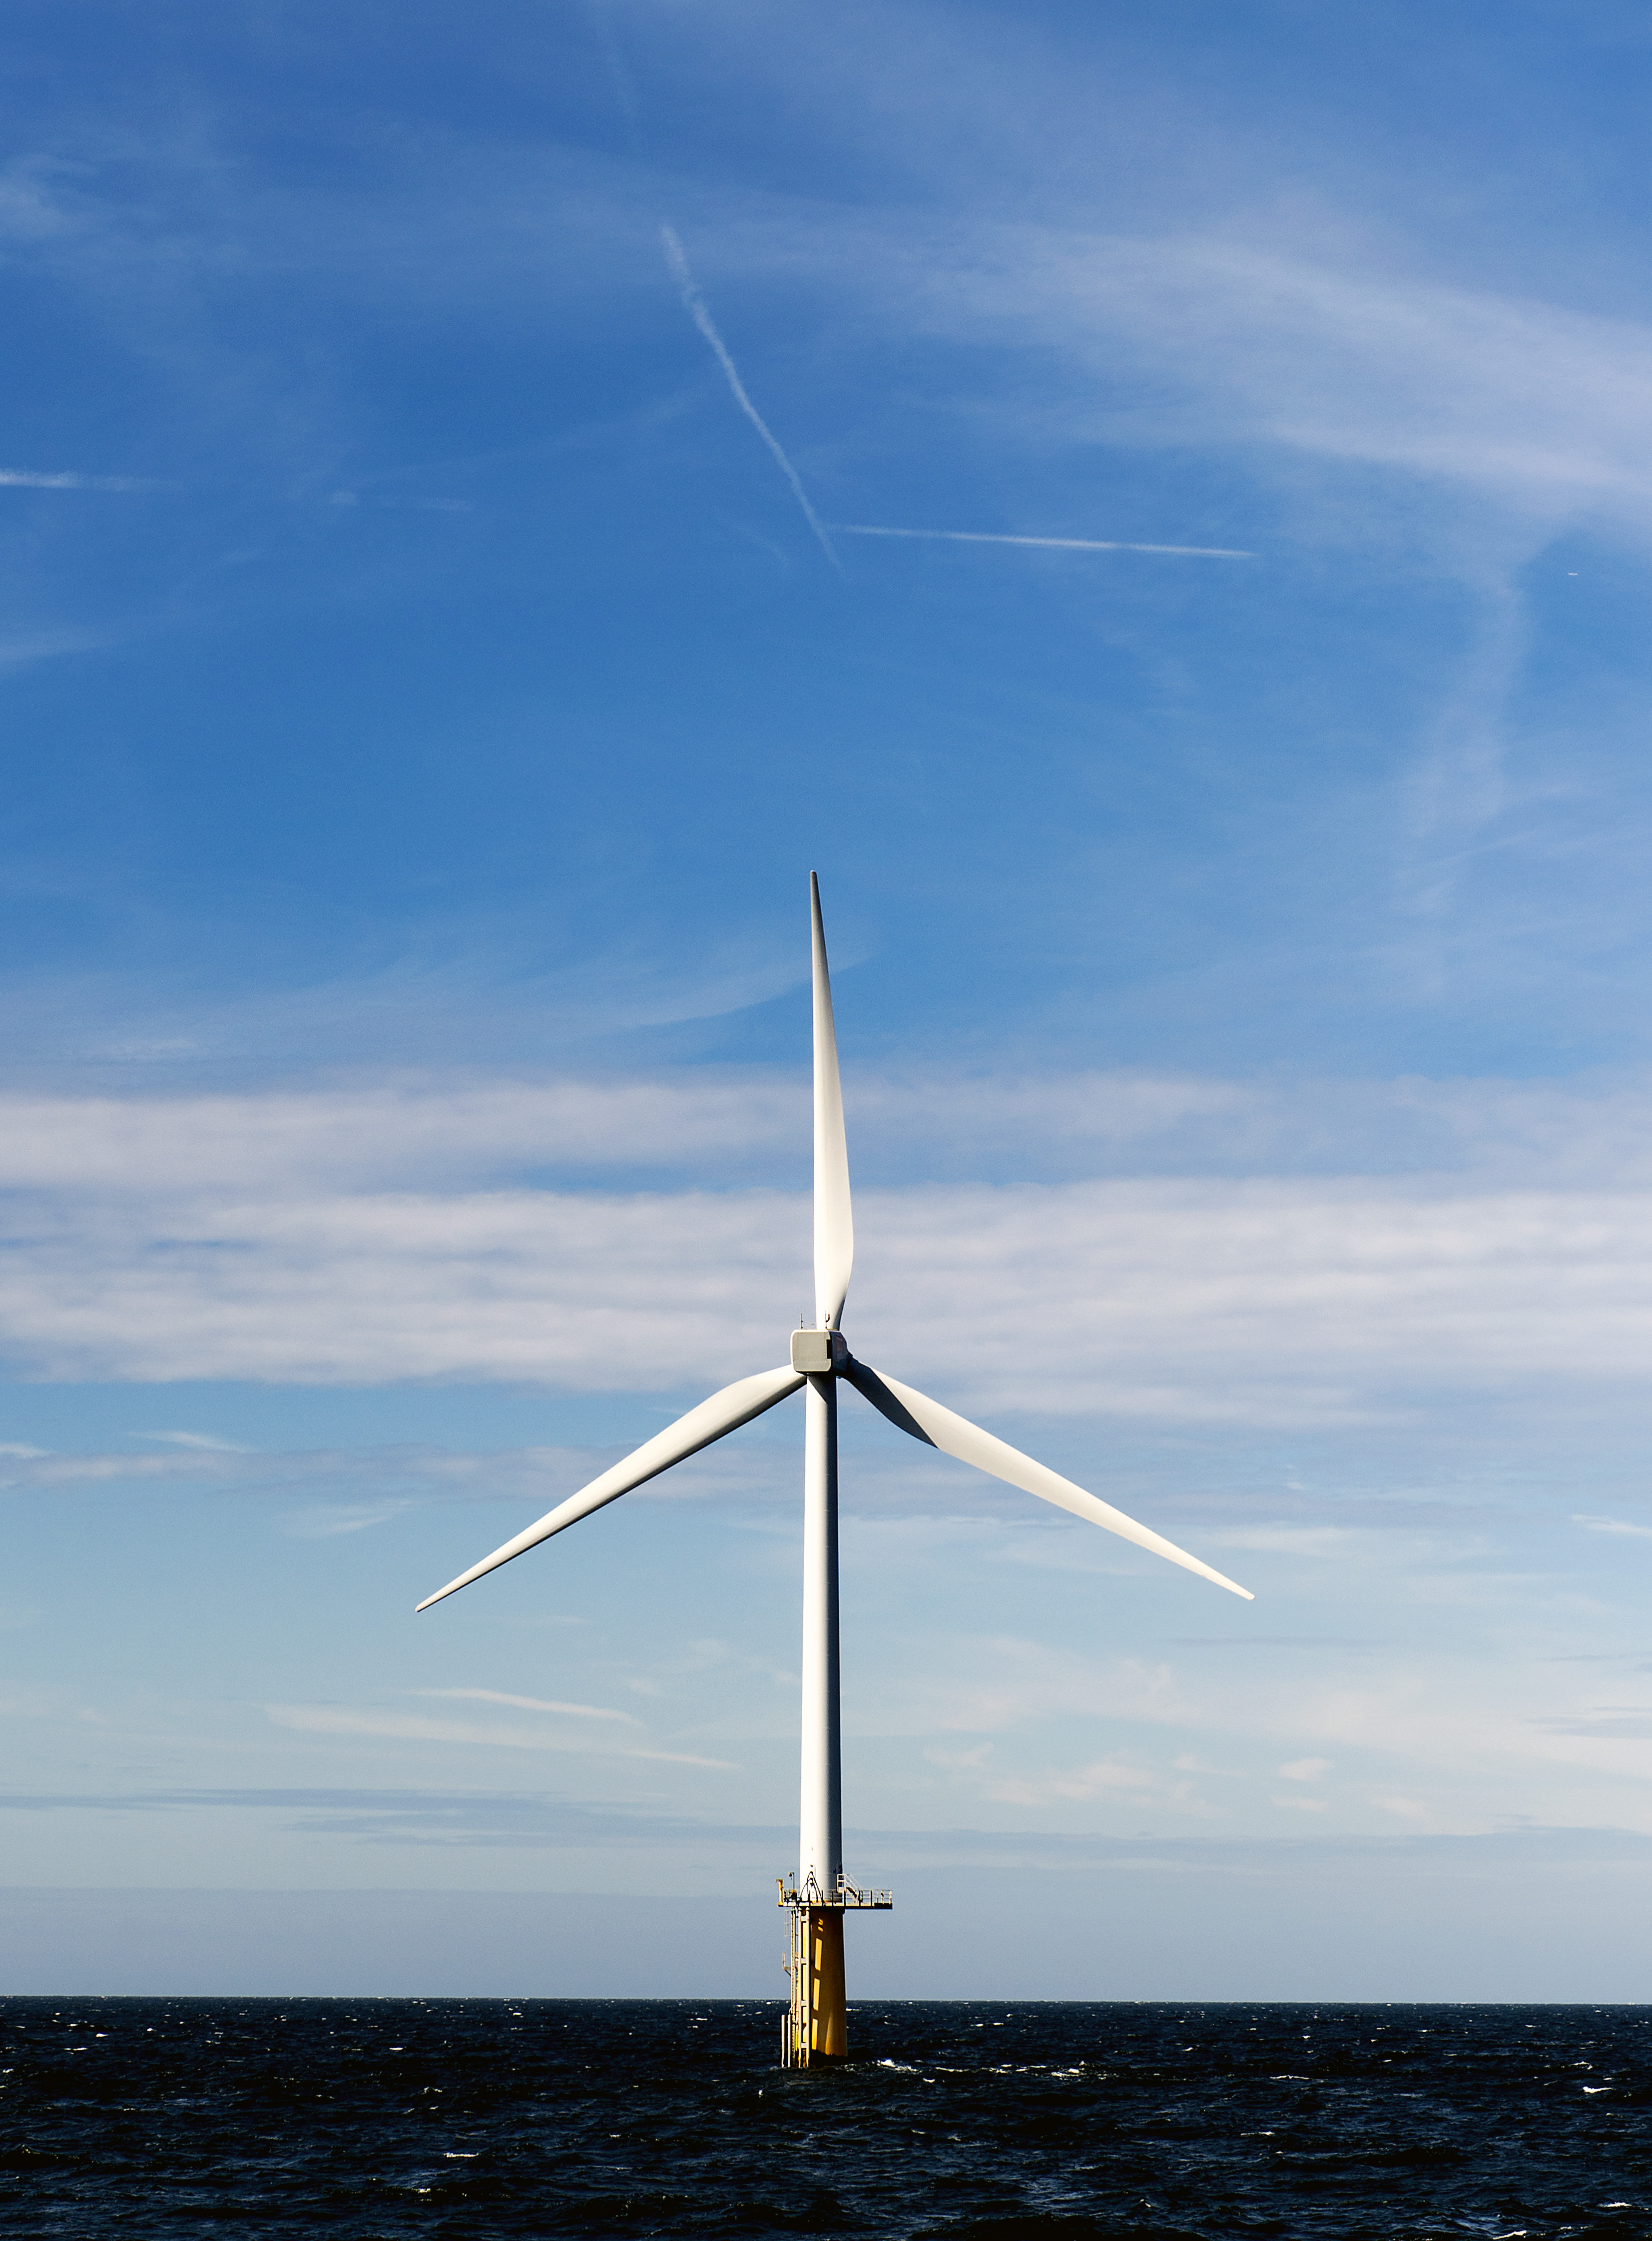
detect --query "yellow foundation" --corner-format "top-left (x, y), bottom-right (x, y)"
top-left (807, 1908), bottom-right (847, 2058)
top-left (779, 1876), bottom-right (888, 2066)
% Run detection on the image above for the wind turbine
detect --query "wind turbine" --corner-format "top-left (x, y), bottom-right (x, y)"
top-left (417, 874), bottom-right (1252, 2064)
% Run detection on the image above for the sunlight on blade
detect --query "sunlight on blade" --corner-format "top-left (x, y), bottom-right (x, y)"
top-left (843, 1356), bottom-right (1253, 1600)
top-left (810, 871), bottom-right (854, 1330)
top-left (416, 1366), bottom-right (805, 1611)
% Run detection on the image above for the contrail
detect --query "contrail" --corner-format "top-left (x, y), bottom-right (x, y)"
top-left (0, 469), bottom-right (168, 492)
top-left (660, 225), bottom-right (841, 572)
top-left (836, 524), bottom-right (1254, 559)
top-left (582, 0), bottom-right (643, 156)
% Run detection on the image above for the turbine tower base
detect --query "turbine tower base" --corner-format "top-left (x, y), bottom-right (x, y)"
top-left (778, 1874), bottom-right (892, 2068)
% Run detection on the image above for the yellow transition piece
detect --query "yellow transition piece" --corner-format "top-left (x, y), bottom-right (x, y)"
top-left (807, 1909), bottom-right (847, 2058)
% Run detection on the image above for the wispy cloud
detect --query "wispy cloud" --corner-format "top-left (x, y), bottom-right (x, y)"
top-left (0, 469), bottom-right (168, 492)
top-left (0, 1430), bottom-right (827, 1523)
top-left (415, 1687), bottom-right (638, 1724)
top-left (136, 1430), bottom-right (250, 1453)
top-left (328, 490), bottom-right (470, 513)
top-left (0, 627), bottom-right (111, 672)
top-left (985, 1754), bottom-right (1200, 1810)
top-left (279, 1501), bottom-right (411, 1538)
top-left (907, 226), bottom-right (1652, 544)
top-left (267, 1702), bottom-right (735, 1770)
top-left (659, 223), bottom-right (840, 571)
top-left (836, 525), bottom-right (1253, 559)
top-left (1575, 1516), bottom-right (1652, 1541)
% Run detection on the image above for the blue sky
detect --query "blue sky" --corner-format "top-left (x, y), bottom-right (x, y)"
top-left (6, 0), bottom-right (1652, 1996)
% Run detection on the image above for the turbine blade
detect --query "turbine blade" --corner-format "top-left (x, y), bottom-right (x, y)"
top-left (843, 1356), bottom-right (1253, 1600)
top-left (811, 870), bottom-right (854, 1330)
top-left (416, 1366), bottom-right (804, 1611)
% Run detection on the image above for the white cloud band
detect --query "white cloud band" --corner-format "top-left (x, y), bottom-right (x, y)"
top-left (2, 1073), bottom-right (1652, 1418)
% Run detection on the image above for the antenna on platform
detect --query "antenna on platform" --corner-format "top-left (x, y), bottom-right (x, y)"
top-left (417, 872), bottom-right (1252, 2065)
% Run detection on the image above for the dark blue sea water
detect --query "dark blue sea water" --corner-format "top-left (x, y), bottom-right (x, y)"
top-left (3, 1999), bottom-right (1650, 2238)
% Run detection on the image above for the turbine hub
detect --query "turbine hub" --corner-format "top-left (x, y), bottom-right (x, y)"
top-left (791, 1328), bottom-right (848, 1376)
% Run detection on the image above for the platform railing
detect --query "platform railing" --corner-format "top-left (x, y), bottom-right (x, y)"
top-left (776, 1870), bottom-right (894, 1911)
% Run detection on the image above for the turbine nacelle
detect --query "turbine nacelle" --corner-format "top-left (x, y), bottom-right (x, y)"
top-left (790, 1328), bottom-right (850, 1375)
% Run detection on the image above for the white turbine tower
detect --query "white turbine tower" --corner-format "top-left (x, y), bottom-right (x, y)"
top-left (418, 874), bottom-right (1252, 2064)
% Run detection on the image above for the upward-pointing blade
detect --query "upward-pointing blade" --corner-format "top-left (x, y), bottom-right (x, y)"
top-left (811, 871), bottom-right (854, 1330)
top-left (843, 1356), bottom-right (1253, 1600)
top-left (416, 1365), bottom-right (804, 1611)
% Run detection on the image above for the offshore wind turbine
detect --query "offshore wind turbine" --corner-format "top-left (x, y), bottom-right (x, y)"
top-left (418, 875), bottom-right (1252, 2065)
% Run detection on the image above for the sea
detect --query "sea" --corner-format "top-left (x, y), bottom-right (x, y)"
top-left (3, 1998), bottom-right (1649, 2238)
